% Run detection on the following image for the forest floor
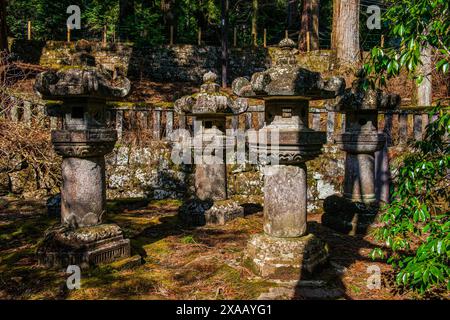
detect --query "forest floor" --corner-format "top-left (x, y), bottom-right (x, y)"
top-left (0, 196), bottom-right (445, 300)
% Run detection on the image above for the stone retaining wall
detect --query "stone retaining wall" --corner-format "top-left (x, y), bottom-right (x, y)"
top-left (0, 141), bottom-right (344, 213)
top-left (104, 144), bottom-right (344, 212)
top-left (10, 40), bottom-right (335, 83)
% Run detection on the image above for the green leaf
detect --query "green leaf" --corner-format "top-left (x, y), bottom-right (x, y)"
top-left (443, 62), bottom-right (449, 74)
top-left (398, 25), bottom-right (405, 36)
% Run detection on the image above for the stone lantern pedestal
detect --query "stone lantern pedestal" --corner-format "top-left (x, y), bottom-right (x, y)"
top-left (34, 41), bottom-right (132, 268)
top-left (322, 74), bottom-right (400, 235)
top-left (233, 39), bottom-right (345, 280)
top-left (174, 72), bottom-right (247, 226)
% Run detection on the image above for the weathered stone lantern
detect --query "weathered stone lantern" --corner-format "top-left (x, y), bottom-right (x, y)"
top-left (322, 72), bottom-right (400, 234)
top-left (232, 38), bottom-right (345, 279)
top-left (174, 71), bottom-right (247, 226)
top-left (34, 40), bottom-right (132, 268)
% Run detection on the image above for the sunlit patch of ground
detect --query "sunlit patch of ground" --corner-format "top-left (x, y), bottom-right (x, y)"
top-left (0, 196), bottom-right (444, 300)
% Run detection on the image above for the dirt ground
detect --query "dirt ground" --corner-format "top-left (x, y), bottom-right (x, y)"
top-left (2, 196), bottom-right (444, 300)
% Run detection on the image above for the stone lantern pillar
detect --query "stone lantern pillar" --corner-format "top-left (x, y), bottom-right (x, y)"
top-left (322, 73), bottom-right (400, 235)
top-left (34, 41), bottom-right (132, 268)
top-left (232, 38), bottom-right (345, 279)
top-left (174, 71), bottom-right (247, 226)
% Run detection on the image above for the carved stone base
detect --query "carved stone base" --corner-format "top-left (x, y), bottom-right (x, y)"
top-left (37, 224), bottom-right (130, 269)
top-left (244, 233), bottom-right (329, 280)
top-left (179, 199), bottom-right (244, 226)
top-left (321, 195), bottom-right (379, 235)
top-left (204, 200), bottom-right (245, 226)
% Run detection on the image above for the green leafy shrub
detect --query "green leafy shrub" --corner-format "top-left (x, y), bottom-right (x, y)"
top-left (371, 106), bottom-right (449, 294)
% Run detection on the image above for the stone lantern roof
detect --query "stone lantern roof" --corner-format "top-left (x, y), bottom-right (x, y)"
top-left (34, 67), bottom-right (131, 101)
top-left (232, 38), bottom-right (345, 99)
top-left (34, 40), bottom-right (131, 101)
top-left (326, 72), bottom-right (401, 112)
top-left (174, 71), bottom-right (247, 116)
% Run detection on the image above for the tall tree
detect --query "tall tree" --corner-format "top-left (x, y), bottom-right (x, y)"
top-left (334, 0), bottom-right (360, 64)
top-left (298, 0), bottom-right (320, 51)
top-left (161, 0), bottom-right (178, 42)
top-left (331, 0), bottom-right (339, 49)
top-left (119, 0), bottom-right (135, 40)
top-left (194, 0), bottom-right (209, 34)
top-left (286, 0), bottom-right (299, 30)
top-left (221, 0), bottom-right (228, 87)
top-left (417, 46), bottom-right (433, 106)
top-left (251, 0), bottom-right (258, 46)
top-left (0, 0), bottom-right (8, 52)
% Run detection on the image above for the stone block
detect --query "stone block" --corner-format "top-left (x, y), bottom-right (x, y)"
top-left (204, 200), bottom-right (245, 226)
top-left (321, 195), bottom-right (380, 235)
top-left (178, 199), bottom-right (244, 226)
top-left (244, 233), bottom-right (328, 281)
top-left (37, 224), bottom-right (131, 269)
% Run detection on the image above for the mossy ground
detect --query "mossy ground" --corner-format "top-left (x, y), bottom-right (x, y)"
top-left (0, 196), bottom-right (445, 300)
top-left (0, 197), bottom-right (274, 300)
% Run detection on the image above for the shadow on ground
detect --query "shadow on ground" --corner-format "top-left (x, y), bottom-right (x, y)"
top-left (0, 196), bottom-right (418, 300)
top-left (291, 219), bottom-right (388, 300)
top-left (0, 197), bottom-right (271, 299)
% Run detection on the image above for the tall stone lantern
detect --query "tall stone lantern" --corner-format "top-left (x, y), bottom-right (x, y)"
top-left (322, 73), bottom-right (400, 235)
top-left (174, 71), bottom-right (247, 226)
top-left (232, 38), bottom-right (345, 279)
top-left (34, 40), bottom-right (132, 268)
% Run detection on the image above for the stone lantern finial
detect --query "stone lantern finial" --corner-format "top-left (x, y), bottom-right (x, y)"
top-left (278, 37), bottom-right (296, 50)
top-left (200, 71), bottom-right (220, 94)
top-left (176, 72), bottom-right (246, 116)
top-left (203, 70), bottom-right (218, 83)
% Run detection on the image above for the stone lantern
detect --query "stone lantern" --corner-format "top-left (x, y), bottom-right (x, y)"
top-left (174, 71), bottom-right (247, 226)
top-left (34, 40), bottom-right (132, 268)
top-left (232, 38), bottom-right (345, 279)
top-left (322, 72), bottom-right (400, 235)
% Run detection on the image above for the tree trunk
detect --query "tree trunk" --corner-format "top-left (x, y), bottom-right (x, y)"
top-left (0, 0), bottom-right (8, 52)
top-left (195, 1), bottom-right (208, 36)
top-left (298, 0), bottom-right (320, 51)
top-left (287, 0), bottom-right (299, 30)
top-left (119, 0), bottom-right (135, 41)
top-left (251, 0), bottom-right (258, 46)
top-left (335, 0), bottom-right (360, 65)
top-left (417, 46), bottom-right (433, 106)
top-left (221, 0), bottom-right (229, 88)
top-left (331, 0), bottom-right (340, 49)
top-left (161, 0), bottom-right (178, 42)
